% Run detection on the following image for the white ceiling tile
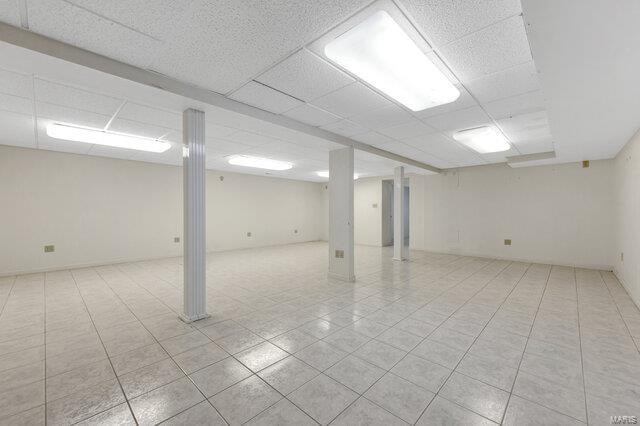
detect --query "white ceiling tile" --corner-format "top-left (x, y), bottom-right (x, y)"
top-left (480, 146), bottom-right (519, 163)
top-left (0, 68), bottom-right (32, 99)
top-left (402, 133), bottom-right (481, 164)
top-left (465, 61), bottom-right (541, 103)
top-left (27, 0), bottom-right (161, 68)
top-left (423, 105), bottom-right (491, 132)
top-left (413, 85), bottom-right (477, 119)
top-left (223, 130), bottom-right (280, 146)
top-left (230, 81), bottom-right (303, 114)
top-left (378, 119), bottom-right (437, 140)
top-left (351, 105), bottom-right (413, 130)
top-left (206, 137), bottom-right (252, 154)
top-left (36, 102), bottom-right (111, 129)
top-left (352, 132), bottom-right (394, 147)
top-left (0, 93), bottom-right (33, 116)
top-left (439, 15), bottom-right (532, 81)
top-left (65, 0), bottom-right (195, 40)
top-left (0, 0), bottom-right (20, 26)
top-left (107, 118), bottom-right (173, 140)
top-left (498, 111), bottom-right (551, 143)
top-left (399, 0), bottom-right (522, 46)
top-left (85, 144), bottom-right (137, 161)
top-left (206, 122), bottom-right (238, 139)
top-left (510, 138), bottom-right (554, 155)
top-left (484, 90), bottom-right (546, 120)
top-left (0, 110), bottom-right (35, 149)
top-left (35, 79), bottom-right (123, 116)
top-left (282, 104), bottom-right (340, 127)
top-left (311, 82), bottom-right (393, 118)
top-left (256, 49), bottom-right (354, 101)
top-left (320, 119), bottom-right (368, 137)
top-left (118, 102), bottom-right (181, 130)
top-left (130, 147), bottom-right (183, 166)
top-left (150, 0), bottom-right (371, 94)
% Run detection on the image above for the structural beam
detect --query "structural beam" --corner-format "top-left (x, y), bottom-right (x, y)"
top-left (328, 147), bottom-right (355, 282)
top-left (181, 108), bottom-right (209, 322)
top-left (0, 22), bottom-right (441, 173)
top-left (393, 166), bottom-right (408, 261)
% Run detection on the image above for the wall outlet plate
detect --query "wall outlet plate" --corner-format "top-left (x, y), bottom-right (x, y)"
top-left (174, 237), bottom-right (180, 243)
top-left (294, 229), bottom-right (298, 234)
top-left (504, 239), bottom-right (512, 246)
top-left (335, 249), bottom-right (344, 258)
top-left (247, 232), bottom-right (252, 237)
top-left (44, 245), bottom-right (55, 253)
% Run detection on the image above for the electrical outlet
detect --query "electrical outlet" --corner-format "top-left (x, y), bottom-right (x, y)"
top-left (504, 239), bottom-right (512, 246)
top-left (174, 237), bottom-right (180, 243)
top-left (335, 249), bottom-right (344, 259)
top-left (294, 229), bottom-right (298, 234)
top-left (44, 245), bottom-right (55, 253)
top-left (247, 232), bottom-right (252, 237)
top-left (372, 203), bottom-right (378, 208)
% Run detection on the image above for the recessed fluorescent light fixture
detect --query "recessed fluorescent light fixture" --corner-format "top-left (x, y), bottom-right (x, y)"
top-left (316, 170), bottom-right (360, 179)
top-left (227, 155), bottom-right (293, 171)
top-left (324, 10), bottom-right (460, 111)
top-left (453, 126), bottom-right (511, 154)
top-left (46, 123), bottom-right (171, 153)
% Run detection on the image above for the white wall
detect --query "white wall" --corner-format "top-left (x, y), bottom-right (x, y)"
top-left (321, 176), bottom-right (387, 247)
top-left (410, 161), bottom-right (614, 269)
top-left (612, 130), bottom-right (640, 307)
top-left (0, 146), bottom-right (324, 275)
top-left (354, 177), bottom-right (384, 246)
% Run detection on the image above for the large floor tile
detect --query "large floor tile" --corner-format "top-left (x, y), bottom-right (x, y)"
top-left (288, 374), bottom-right (358, 425)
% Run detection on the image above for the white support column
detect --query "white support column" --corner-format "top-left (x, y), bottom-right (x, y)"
top-left (181, 108), bottom-right (209, 322)
top-left (328, 147), bottom-right (355, 282)
top-left (393, 166), bottom-right (408, 261)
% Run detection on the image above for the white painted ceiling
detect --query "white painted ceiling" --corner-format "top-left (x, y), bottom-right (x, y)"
top-left (0, 0), bottom-right (636, 177)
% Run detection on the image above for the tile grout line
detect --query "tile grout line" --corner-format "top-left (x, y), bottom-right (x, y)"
top-left (92, 266), bottom-right (230, 425)
top-left (241, 256), bottom-right (498, 425)
top-left (416, 261), bottom-right (535, 425)
top-left (497, 263), bottom-right (553, 424)
top-left (42, 273), bottom-right (47, 426)
top-left (67, 269), bottom-right (140, 425)
top-left (599, 270), bottom-right (640, 354)
top-left (326, 258), bottom-right (514, 424)
top-left (574, 268), bottom-right (590, 425)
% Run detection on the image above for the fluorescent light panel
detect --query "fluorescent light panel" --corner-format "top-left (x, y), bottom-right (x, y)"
top-left (324, 10), bottom-right (460, 111)
top-left (453, 126), bottom-right (511, 154)
top-left (46, 123), bottom-right (171, 153)
top-left (316, 170), bottom-right (359, 179)
top-left (227, 155), bottom-right (293, 171)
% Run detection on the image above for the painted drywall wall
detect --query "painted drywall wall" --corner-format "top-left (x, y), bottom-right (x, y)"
top-left (0, 146), bottom-right (324, 275)
top-left (410, 161), bottom-right (614, 269)
top-left (612, 130), bottom-right (640, 307)
top-left (320, 176), bottom-right (386, 247)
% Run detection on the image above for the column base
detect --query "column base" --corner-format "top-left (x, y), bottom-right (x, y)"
top-left (179, 313), bottom-right (211, 324)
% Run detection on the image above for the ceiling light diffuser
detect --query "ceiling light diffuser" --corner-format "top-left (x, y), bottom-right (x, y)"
top-left (453, 126), bottom-right (511, 154)
top-left (316, 170), bottom-right (360, 179)
top-left (227, 155), bottom-right (293, 171)
top-left (324, 10), bottom-right (460, 111)
top-left (46, 123), bottom-right (171, 153)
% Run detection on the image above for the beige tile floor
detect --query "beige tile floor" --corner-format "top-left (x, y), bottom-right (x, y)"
top-left (0, 242), bottom-right (639, 425)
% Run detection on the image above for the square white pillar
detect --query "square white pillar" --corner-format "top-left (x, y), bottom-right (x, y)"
top-left (393, 166), bottom-right (408, 261)
top-left (328, 147), bottom-right (355, 282)
top-left (181, 108), bottom-right (209, 322)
